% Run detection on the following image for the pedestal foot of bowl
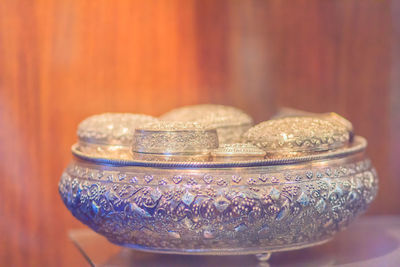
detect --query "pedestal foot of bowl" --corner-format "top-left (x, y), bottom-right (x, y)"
top-left (255, 252), bottom-right (271, 262)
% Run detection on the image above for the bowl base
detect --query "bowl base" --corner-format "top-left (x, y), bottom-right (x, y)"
top-left (111, 237), bottom-right (332, 256)
top-left (255, 252), bottom-right (271, 262)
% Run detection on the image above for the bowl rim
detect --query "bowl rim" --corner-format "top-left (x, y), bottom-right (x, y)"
top-left (71, 136), bottom-right (367, 169)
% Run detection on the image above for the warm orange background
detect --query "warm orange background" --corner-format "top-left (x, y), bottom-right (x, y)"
top-left (0, 1), bottom-right (399, 266)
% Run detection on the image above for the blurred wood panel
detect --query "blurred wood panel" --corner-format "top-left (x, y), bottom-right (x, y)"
top-left (0, 0), bottom-right (398, 266)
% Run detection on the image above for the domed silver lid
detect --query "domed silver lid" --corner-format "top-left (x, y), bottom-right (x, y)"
top-left (243, 116), bottom-right (350, 156)
top-left (161, 104), bottom-right (253, 128)
top-left (77, 113), bottom-right (158, 146)
top-left (160, 104), bottom-right (253, 143)
top-left (273, 108), bottom-right (353, 134)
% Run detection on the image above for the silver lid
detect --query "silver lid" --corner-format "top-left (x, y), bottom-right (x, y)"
top-left (160, 104), bottom-right (253, 143)
top-left (161, 104), bottom-right (253, 128)
top-left (77, 113), bottom-right (158, 146)
top-left (272, 108), bottom-right (353, 133)
top-left (243, 116), bottom-right (350, 155)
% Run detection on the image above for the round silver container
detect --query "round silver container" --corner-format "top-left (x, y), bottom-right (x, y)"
top-left (131, 121), bottom-right (219, 162)
top-left (59, 136), bottom-right (377, 256)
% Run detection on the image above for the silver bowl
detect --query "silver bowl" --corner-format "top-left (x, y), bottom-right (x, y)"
top-left (59, 136), bottom-right (377, 258)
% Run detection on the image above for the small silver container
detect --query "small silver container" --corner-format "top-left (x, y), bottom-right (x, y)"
top-left (211, 143), bottom-right (266, 162)
top-left (132, 121), bottom-right (219, 162)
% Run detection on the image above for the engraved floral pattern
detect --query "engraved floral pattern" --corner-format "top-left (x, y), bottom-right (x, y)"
top-left (243, 117), bottom-right (350, 154)
top-left (59, 158), bottom-right (377, 253)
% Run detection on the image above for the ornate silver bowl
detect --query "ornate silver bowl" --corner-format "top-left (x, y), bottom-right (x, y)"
top-left (59, 138), bottom-right (377, 259)
top-left (59, 108), bottom-right (377, 261)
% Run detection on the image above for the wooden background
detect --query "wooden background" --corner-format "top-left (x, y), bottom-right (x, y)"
top-left (0, 0), bottom-right (399, 266)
